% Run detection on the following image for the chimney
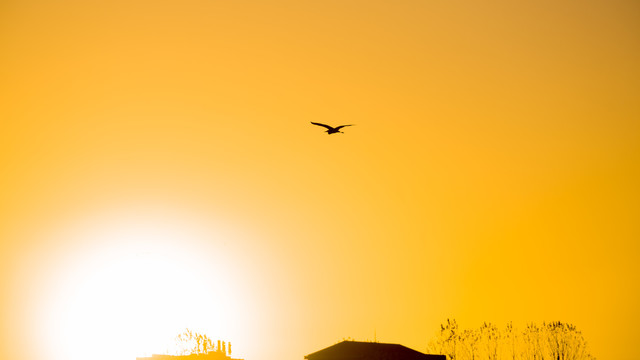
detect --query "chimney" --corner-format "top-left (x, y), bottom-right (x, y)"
top-left (218, 340), bottom-right (221, 352)
top-left (228, 342), bottom-right (232, 355)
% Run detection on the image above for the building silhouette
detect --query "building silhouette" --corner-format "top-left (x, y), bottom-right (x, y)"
top-left (137, 355), bottom-right (240, 360)
top-left (305, 341), bottom-right (445, 360)
top-left (137, 340), bottom-right (243, 360)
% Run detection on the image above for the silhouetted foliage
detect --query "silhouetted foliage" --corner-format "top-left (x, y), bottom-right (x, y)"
top-left (427, 319), bottom-right (595, 360)
top-left (174, 328), bottom-right (215, 355)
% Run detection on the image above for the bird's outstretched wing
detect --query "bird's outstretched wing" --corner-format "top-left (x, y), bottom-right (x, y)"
top-left (334, 124), bottom-right (354, 130)
top-left (310, 122), bottom-right (335, 130)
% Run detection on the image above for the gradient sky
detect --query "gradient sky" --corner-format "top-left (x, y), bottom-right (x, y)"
top-left (1, 1), bottom-right (639, 360)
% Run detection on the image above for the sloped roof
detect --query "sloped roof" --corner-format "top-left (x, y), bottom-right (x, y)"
top-left (304, 341), bottom-right (445, 360)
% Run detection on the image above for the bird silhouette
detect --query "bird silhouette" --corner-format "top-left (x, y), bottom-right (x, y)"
top-left (310, 122), bottom-right (354, 134)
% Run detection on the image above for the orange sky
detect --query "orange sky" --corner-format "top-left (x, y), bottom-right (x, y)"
top-left (1, 1), bottom-right (639, 360)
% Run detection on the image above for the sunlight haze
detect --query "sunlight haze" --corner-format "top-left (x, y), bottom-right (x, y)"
top-left (1, 1), bottom-right (638, 360)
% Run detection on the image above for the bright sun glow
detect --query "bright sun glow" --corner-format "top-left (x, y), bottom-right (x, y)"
top-left (35, 211), bottom-right (254, 360)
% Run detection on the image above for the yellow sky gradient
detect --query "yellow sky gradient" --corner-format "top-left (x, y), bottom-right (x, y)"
top-left (1, 1), bottom-right (639, 360)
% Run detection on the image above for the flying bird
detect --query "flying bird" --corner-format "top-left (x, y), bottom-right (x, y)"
top-left (310, 122), bottom-right (354, 134)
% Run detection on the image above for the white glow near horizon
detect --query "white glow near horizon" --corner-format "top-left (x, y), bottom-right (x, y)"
top-left (34, 210), bottom-right (255, 360)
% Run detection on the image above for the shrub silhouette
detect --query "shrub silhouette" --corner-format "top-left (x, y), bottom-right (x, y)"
top-left (427, 319), bottom-right (595, 360)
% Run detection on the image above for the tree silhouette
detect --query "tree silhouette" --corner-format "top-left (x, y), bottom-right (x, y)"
top-left (504, 322), bottom-right (517, 360)
top-left (459, 328), bottom-right (479, 360)
top-left (479, 322), bottom-right (499, 360)
top-left (427, 320), bottom-right (595, 360)
top-left (544, 322), bottom-right (592, 360)
top-left (428, 319), bottom-right (460, 360)
top-left (174, 329), bottom-right (215, 355)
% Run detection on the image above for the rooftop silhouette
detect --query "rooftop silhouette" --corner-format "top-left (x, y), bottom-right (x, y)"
top-left (305, 341), bottom-right (445, 360)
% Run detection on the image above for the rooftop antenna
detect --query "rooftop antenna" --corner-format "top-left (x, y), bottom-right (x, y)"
top-left (374, 329), bottom-right (377, 343)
